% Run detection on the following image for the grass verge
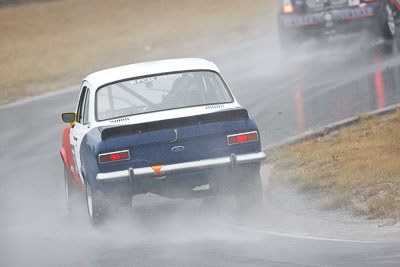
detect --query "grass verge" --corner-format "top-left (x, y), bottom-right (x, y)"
top-left (268, 109), bottom-right (400, 221)
top-left (0, 0), bottom-right (277, 105)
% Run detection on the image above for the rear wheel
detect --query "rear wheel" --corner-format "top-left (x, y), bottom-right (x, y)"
top-left (234, 172), bottom-right (263, 212)
top-left (379, 2), bottom-right (397, 40)
top-left (64, 166), bottom-right (82, 214)
top-left (86, 181), bottom-right (112, 225)
top-left (278, 15), bottom-right (304, 52)
top-left (278, 24), bottom-right (295, 51)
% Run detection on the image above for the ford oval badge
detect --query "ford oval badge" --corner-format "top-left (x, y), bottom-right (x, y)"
top-left (171, 146), bottom-right (184, 153)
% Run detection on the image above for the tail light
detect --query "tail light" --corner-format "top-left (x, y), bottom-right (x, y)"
top-left (283, 0), bottom-right (294, 14)
top-left (227, 131), bottom-right (259, 146)
top-left (99, 150), bottom-right (130, 164)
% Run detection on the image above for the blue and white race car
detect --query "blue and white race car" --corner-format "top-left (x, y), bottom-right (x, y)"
top-left (60, 58), bottom-right (266, 224)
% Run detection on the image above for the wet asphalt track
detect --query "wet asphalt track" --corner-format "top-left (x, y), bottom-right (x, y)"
top-left (1, 33), bottom-right (400, 266)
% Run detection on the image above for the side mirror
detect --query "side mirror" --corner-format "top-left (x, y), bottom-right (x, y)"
top-left (61, 112), bottom-right (76, 125)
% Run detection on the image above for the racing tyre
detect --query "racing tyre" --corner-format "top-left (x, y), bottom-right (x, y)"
top-left (278, 25), bottom-right (295, 51)
top-left (379, 2), bottom-right (397, 40)
top-left (64, 166), bottom-right (82, 214)
top-left (278, 16), bottom-right (303, 52)
top-left (234, 172), bottom-right (264, 212)
top-left (86, 181), bottom-right (111, 225)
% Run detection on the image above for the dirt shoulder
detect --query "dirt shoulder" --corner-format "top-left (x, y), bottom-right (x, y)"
top-left (0, 0), bottom-right (277, 105)
top-left (214, 164), bottom-right (400, 243)
top-left (267, 110), bottom-right (400, 225)
top-left (251, 164), bottom-right (400, 243)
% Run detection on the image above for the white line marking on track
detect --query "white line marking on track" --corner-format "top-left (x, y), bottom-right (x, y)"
top-left (223, 223), bottom-right (386, 244)
top-left (0, 85), bottom-right (79, 110)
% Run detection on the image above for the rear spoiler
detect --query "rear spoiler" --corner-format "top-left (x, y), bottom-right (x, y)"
top-left (101, 109), bottom-right (249, 141)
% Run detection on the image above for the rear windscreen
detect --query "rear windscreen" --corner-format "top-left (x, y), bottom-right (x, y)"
top-left (96, 71), bottom-right (233, 121)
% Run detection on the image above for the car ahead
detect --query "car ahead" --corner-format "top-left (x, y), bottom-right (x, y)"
top-left (278, 0), bottom-right (400, 49)
top-left (60, 58), bottom-right (266, 224)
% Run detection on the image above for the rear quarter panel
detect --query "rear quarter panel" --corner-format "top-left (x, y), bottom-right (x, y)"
top-left (61, 126), bottom-right (85, 190)
top-left (80, 128), bottom-right (106, 186)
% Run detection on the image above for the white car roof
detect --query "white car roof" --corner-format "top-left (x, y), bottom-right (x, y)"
top-left (84, 58), bottom-right (220, 89)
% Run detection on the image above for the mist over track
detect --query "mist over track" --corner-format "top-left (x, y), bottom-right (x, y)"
top-left (2, 31), bottom-right (400, 266)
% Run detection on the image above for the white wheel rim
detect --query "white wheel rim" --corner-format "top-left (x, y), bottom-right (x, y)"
top-left (86, 183), bottom-right (93, 219)
top-left (387, 4), bottom-right (396, 36)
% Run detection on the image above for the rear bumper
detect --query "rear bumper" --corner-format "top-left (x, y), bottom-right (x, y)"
top-left (280, 4), bottom-right (380, 33)
top-left (96, 152), bottom-right (267, 182)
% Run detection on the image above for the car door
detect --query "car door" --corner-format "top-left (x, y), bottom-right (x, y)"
top-left (70, 86), bottom-right (92, 182)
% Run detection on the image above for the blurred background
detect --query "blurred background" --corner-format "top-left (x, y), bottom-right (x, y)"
top-left (0, 0), bottom-right (277, 105)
